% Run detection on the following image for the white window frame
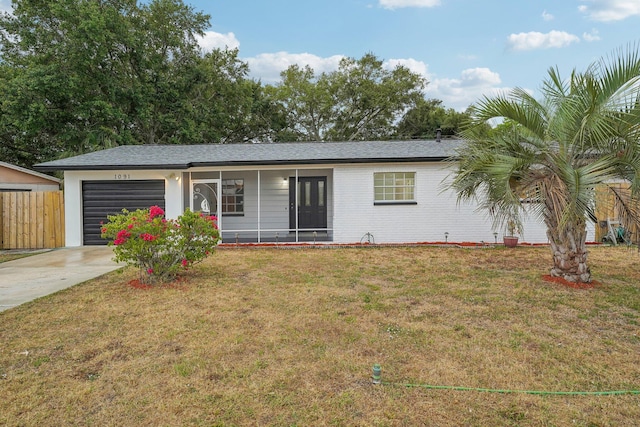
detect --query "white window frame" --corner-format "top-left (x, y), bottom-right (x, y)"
top-left (373, 172), bottom-right (417, 205)
top-left (221, 178), bottom-right (244, 216)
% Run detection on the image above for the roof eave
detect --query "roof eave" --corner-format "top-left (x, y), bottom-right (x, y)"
top-left (35, 156), bottom-right (452, 172)
top-left (192, 156), bottom-right (451, 167)
top-left (2, 161), bottom-right (62, 182)
top-left (34, 163), bottom-right (190, 172)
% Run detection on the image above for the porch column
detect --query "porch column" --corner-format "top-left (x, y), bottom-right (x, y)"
top-left (257, 170), bottom-right (261, 243)
top-left (295, 169), bottom-right (299, 242)
top-left (164, 172), bottom-right (182, 220)
top-left (218, 171), bottom-right (223, 231)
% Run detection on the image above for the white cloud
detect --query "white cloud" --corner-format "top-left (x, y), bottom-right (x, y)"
top-left (380, 59), bottom-right (505, 111)
top-left (579, 0), bottom-right (640, 21)
top-left (460, 68), bottom-right (501, 86)
top-left (245, 52), bottom-right (345, 83)
top-left (426, 67), bottom-right (507, 111)
top-left (582, 29), bottom-right (601, 41)
top-left (507, 30), bottom-right (580, 51)
top-left (542, 10), bottom-right (554, 21)
top-left (196, 31), bottom-right (240, 52)
top-left (356, 59), bottom-right (504, 111)
top-left (379, 0), bottom-right (441, 10)
top-left (384, 58), bottom-right (429, 76)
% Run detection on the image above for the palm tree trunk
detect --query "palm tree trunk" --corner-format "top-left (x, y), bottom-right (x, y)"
top-left (546, 219), bottom-right (591, 283)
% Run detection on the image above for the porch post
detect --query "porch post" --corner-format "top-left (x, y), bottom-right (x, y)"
top-left (257, 170), bottom-right (261, 243)
top-left (218, 171), bottom-right (222, 232)
top-left (295, 169), bottom-right (299, 243)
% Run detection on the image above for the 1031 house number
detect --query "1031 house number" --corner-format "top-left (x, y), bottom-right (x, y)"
top-left (114, 173), bottom-right (131, 180)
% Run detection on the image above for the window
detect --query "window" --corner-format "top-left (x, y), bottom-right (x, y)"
top-left (374, 172), bottom-right (416, 204)
top-left (222, 179), bottom-right (244, 215)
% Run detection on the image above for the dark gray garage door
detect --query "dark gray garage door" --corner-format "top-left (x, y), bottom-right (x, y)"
top-left (82, 180), bottom-right (165, 245)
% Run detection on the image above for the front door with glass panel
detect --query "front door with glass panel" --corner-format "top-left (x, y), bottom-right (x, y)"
top-left (289, 177), bottom-right (327, 230)
top-left (191, 180), bottom-right (221, 219)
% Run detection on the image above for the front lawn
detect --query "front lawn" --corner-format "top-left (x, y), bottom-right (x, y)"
top-left (1, 246), bottom-right (638, 426)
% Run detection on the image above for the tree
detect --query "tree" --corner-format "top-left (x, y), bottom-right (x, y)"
top-left (395, 98), bottom-right (471, 139)
top-left (177, 48), bottom-right (276, 144)
top-left (264, 64), bottom-right (336, 141)
top-left (125, 0), bottom-right (210, 146)
top-left (1, 0), bottom-right (209, 164)
top-left (449, 45), bottom-right (640, 283)
top-left (328, 54), bottom-right (426, 141)
top-left (0, 0), bottom-right (268, 168)
top-left (265, 53), bottom-right (426, 142)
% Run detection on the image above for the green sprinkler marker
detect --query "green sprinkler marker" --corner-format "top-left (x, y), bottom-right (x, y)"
top-left (372, 364), bottom-right (381, 385)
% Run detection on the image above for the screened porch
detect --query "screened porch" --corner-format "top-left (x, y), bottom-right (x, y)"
top-left (181, 168), bottom-right (334, 243)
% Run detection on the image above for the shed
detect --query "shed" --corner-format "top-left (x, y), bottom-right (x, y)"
top-left (1, 161), bottom-right (61, 192)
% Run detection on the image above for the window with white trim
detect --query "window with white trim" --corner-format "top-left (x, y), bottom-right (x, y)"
top-left (374, 172), bottom-right (416, 204)
top-left (222, 179), bottom-right (244, 215)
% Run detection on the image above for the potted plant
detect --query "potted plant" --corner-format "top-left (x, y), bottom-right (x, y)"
top-left (503, 219), bottom-right (520, 248)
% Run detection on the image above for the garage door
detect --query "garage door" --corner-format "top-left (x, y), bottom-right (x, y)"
top-left (82, 180), bottom-right (166, 245)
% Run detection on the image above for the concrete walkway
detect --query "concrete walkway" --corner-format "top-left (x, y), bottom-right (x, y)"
top-left (0, 246), bottom-right (121, 312)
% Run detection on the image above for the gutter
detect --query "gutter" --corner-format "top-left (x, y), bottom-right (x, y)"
top-left (34, 156), bottom-right (454, 172)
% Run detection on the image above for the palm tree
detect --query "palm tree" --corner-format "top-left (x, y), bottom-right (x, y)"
top-left (449, 45), bottom-right (640, 283)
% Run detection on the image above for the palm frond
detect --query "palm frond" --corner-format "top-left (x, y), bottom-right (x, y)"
top-left (450, 44), bottom-right (640, 264)
top-left (609, 185), bottom-right (640, 244)
top-left (472, 92), bottom-right (547, 139)
top-left (542, 65), bottom-right (569, 109)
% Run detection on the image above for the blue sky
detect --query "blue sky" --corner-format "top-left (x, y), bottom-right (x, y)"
top-left (190, 0), bottom-right (639, 111)
top-left (2, 0), bottom-right (638, 111)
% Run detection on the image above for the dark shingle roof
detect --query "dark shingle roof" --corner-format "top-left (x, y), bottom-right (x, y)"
top-left (34, 139), bottom-right (463, 171)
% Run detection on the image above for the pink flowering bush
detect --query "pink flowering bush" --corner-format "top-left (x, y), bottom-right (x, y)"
top-left (101, 206), bottom-right (220, 284)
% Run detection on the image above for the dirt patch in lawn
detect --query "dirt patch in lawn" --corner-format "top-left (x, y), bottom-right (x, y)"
top-left (541, 274), bottom-right (602, 289)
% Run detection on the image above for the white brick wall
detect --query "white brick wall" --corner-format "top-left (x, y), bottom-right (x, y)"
top-left (333, 163), bottom-right (552, 244)
top-left (65, 163), bottom-right (597, 246)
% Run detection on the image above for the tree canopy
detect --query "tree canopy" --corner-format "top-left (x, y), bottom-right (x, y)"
top-left (449, 44), bottom-right (640, 283)
top-left (0, 1), bottom-right (468, 169)
top-left (0, 0), bottom-right (274, 167)
top-left (395, 98), bottom-right (471, 140)
top-left (265, 54), bottom-right (427, 142)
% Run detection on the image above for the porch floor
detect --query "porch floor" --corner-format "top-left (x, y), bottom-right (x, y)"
top-left (221, 232), bottom-right (331, 244)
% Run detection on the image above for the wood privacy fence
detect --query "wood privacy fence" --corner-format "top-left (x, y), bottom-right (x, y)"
top-left (0, 191), bottom-right (65, 249)
top-left (594, 183), bottom-right (638, 243)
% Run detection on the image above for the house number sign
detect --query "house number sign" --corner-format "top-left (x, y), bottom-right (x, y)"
top-left (114, 173), bottom-right (131, 180)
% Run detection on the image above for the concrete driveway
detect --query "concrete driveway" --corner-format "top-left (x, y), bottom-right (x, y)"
top-left (0, 246), bottom-right (121, 312)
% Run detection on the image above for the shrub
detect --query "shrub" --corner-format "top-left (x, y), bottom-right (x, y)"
top-left (101, 206), bottom-right (220, 283)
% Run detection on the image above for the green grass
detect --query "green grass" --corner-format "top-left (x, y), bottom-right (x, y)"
top-left (1, 245), bottom-right (639, 426)
top-left (0, 251), bottom-right (39, 263)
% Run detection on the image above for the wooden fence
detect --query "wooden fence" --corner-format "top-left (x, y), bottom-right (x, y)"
top-left (594, 183), bottom-right (638, 243)
top-left (0, 191), bottom-right (65, 249)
